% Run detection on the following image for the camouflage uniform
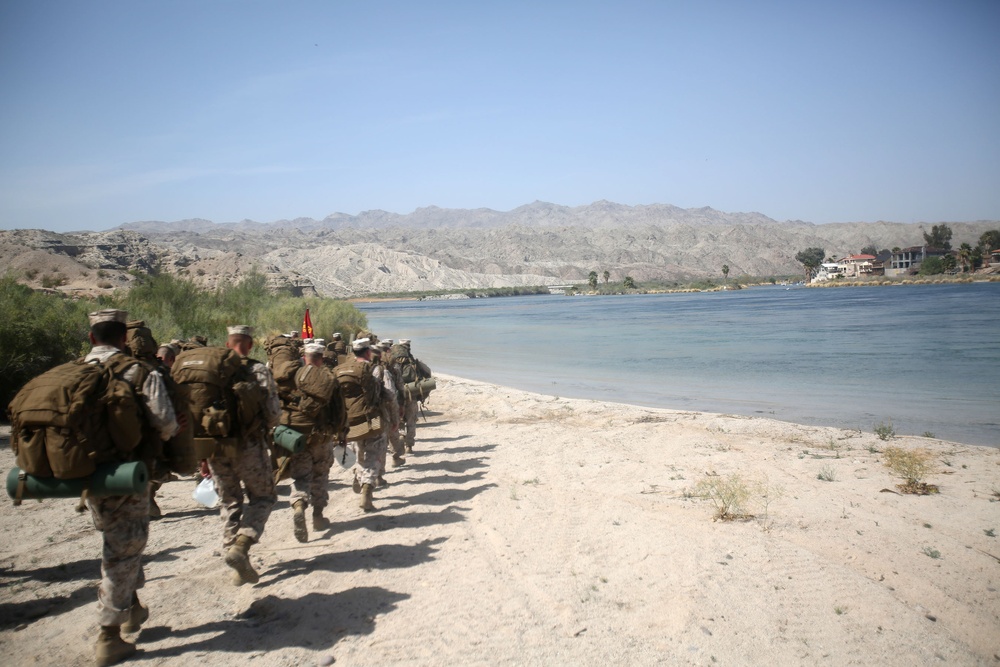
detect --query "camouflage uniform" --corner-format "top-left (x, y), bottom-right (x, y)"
top-left (84, 345), bottom-right (179, 627)
top-left (207, 360), bottom-right (281, 548)
top-left (289, 429), bottom-right (334, 510)
top-left (402, 398), bottom-right (419, 450)
top-left (355, 364), bottom-right (398, 484)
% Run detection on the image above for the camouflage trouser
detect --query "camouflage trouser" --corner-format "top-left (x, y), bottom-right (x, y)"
top-left (208, 436), bottom-right (276, 548)
top-left (289, 430), bottom-right (333, 510)
top-left (403, 399), bottom-right (418, 449)
top-left (353, 432), bottom-right (386, 486)
top-left (387, 411), bottom-right (406, 457)
top-left (88, 491), bottom-right (149, 627)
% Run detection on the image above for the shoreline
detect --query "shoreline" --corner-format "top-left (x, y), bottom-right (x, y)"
top-left (2, 374), bottom-right (998, 665)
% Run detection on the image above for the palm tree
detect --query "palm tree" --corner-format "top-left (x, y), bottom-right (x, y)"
top-left (602, 270), bottom-right (610, 284)
top-left (623, 276), bottom-right (636, 289)
top-left (588, 271), bottom-right (598, 290)
top-left (957, 243), bottom-right (972, 273)
top-left (722, 264), bottom-right (730, 283)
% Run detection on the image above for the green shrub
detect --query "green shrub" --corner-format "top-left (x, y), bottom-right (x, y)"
top-left (40, 272), bottom-right (67, 289)
top-left (0, 274), bottom-right (93, 408)
top-left (874, 419), bottom-right (895, 441)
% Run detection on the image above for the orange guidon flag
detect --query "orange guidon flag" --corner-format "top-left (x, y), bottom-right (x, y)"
top-left (302, 309), bottom-right (314, 339)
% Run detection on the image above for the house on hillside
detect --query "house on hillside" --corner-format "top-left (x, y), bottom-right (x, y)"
top-left (885, 246), bottom-right (951, 277)
top-left (839, 254), bottom-right (877, 278)
top-left (811, 262), bottom-right (844, 283)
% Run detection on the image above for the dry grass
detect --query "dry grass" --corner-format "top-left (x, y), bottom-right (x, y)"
top-left (883, 446), bottom-right (939, 494)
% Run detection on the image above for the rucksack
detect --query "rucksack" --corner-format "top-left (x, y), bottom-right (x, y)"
top-left (171, 347), bottom-right (266, 443)
top-left (283, 365), bottom-right (345, 433)
top-left (126, 320), bottom-right (159, 362)
top-left (390, 345), bottom-right (420, 384)
top-left (334, 358), bottom-right (383, 440)
top-left (265, 335), bottom-right (302, 401)
top-left (8, 355), bottom-right (144, 481)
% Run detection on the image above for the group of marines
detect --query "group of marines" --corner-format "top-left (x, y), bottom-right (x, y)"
top-left (29, 309), bottom-right (429, 666)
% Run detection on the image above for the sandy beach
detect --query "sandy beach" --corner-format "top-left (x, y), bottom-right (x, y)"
top-left (1, 373), bottom-right (998, 666)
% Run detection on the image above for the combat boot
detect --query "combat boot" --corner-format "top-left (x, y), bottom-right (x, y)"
top-left (224, 535), bottom-right (259, 586)
top-left (360, 483), bottom-right (375, 512)
top-left (120, 593), bottom-right (148, 634)
top-left (95, 625), bottom-right (136, 666)
top-left (312, 508), bottom-right (331, 531)
top-left (392, 454), bottom-right (405, 467)
top-left (405, 446), bottom-right (413, 454)
top-left (292, 500), bottom-right (308, 543)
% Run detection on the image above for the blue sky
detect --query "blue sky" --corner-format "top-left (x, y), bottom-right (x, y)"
top-left (1, 1), bottom-right (998, 231)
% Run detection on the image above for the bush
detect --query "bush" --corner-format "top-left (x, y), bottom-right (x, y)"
top-left (883, 446), bottom-right (938, 494)
top-left (874, 419), bottom-right (895, 441)
top-left (103, 271), bottom-right (367, 359)
top-left (693, 473), bottom-right (782, 521)
top-left (0, 274), bottom-right (93, 408)
top-left (40, 272), bottom-right (67, 289)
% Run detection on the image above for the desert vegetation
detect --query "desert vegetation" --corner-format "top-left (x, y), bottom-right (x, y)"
top-left (0, 271), bottom-right (367, 407)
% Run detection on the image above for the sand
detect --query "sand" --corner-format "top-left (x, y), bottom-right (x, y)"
top-left (1, 373), bottom-right (999, 666)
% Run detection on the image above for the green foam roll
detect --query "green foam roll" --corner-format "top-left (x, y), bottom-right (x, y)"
top-left (7, 461), bottom-right (149, 501)
top-left (404, 378), bottom-right (436, 400)
top-left (272, 425), bottom-right (305, 453)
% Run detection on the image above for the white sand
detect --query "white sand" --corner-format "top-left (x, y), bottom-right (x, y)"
top-left (1, 373), bottom-right (999, 666)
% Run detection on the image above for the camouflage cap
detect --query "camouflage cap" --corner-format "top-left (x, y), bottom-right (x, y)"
top-left (88, 309), bottom-right (127, 326)
top-left (351, 337), bottom-right (371, 352)
top-left (227, 325), bottom-right (254, 337)
top-left (304, 342), bottom-right (325, 355)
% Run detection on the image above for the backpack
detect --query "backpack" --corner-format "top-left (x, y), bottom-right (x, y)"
top-left (171, 347), bottom-right (266, 444)
top-left (8, 355), bottom-right (144, 481)
top-left (285, 364), bottom-right (339, 429)
top-left (391, 345), bottom-right (420, 385)
top-left (126, 320), bottom-right (159, 362)
top-left (334, 358), bottom-right (383, 440)
top-left (265, 335), bottom-right (302, 401)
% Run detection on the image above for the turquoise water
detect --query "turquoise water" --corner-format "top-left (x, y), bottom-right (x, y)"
top-left (360, 283), bottom-right (1000, 447)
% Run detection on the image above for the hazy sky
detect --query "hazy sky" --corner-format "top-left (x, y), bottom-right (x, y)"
top-left (1, 1), bottom-right (998, 232)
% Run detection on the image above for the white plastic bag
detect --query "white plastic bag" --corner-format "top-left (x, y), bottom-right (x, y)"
top-left (192, 477), bottom-right (219, 508)
top-left (332, 443), bottom-right (357, 471)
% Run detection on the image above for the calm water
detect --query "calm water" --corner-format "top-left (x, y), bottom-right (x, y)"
top-left (360, 283), bottom-right (1000, 447)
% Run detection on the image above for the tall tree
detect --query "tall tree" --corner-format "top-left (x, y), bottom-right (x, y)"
top-left (588, 271), bottom-right (598, 290)
top-left (602, 270), bottom-right (610, 284)
top-left (722, 264), bottom-right (730, 282)
top-left (623, 276), bottom-right (636, 289)
top-left (922, 224), bottom-right (953, 250)
top-left (795, 247), bottom-right (825, 281)
top-left (860, 244), bottom-right (878, 256)
top-left (957, 243), bottom-right (972, 273)
top-left (979, 229), bottom-right (1000, 255)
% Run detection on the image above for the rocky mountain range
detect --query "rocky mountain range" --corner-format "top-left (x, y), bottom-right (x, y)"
top-left (3, 201), bottom-right (997, 298)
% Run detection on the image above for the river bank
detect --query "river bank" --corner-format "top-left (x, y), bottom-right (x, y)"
top-left (1, 374), bottom-right (998, 665)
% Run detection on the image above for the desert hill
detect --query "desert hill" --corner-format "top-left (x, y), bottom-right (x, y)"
top-left (3, 201), bottom-right (997, 297)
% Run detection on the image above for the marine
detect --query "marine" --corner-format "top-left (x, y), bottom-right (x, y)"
top-left (202, 325), bottom-right (281, 585)
top-left (84, 310), bottom-right (181, 665)
top-left (283, 342), bottom-right (346, 540)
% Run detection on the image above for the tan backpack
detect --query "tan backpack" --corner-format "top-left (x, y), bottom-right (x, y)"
top-left (8, 356), bottom-right (144, 480)
top-left (171, 347), bottom-right (266, 444)
top-left (125, 320), bottom-right (159, 362)
top-left (283, 365), bottom-right (345, 434)
top-left (334, 358), bottom-right (383, 440)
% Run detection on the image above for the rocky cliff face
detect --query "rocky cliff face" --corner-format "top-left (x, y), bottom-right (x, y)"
top-left (4, 202), bottom-right (998, 297)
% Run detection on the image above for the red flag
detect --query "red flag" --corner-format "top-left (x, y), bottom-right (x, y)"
top-left (302, 309), bottom-right (314, 339)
